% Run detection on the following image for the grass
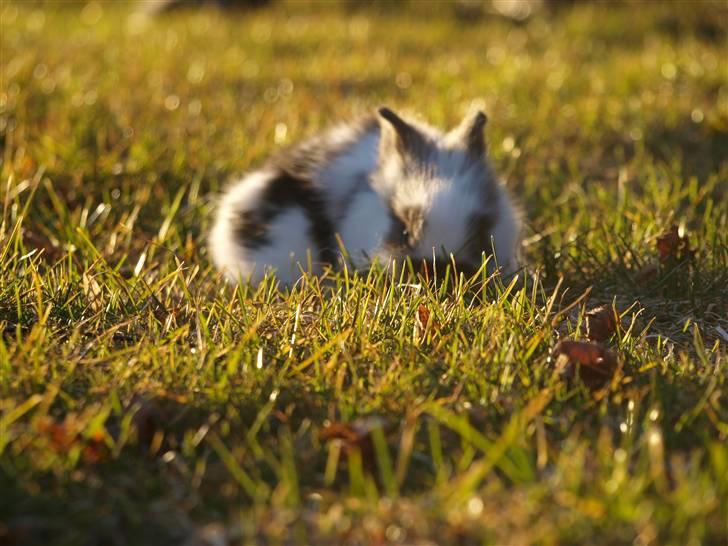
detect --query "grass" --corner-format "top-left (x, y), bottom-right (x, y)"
top-left (1, 1), bottom-right (727, 544)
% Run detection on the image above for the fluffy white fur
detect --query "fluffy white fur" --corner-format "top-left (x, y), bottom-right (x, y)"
top-left (209, 107), bottom-right (520, 284)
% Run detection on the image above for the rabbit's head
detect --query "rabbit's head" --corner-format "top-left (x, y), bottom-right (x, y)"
top-left (371, 107), bottom-right (506, 275)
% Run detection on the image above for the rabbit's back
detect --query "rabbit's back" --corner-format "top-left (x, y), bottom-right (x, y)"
top-left (209, 118), bottom-right (383, 284)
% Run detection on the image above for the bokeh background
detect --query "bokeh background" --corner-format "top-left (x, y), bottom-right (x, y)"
top-left (1, 1), bottom-right (727, 545)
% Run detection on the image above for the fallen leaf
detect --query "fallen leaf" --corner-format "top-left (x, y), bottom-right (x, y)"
top-left (414, 304), bottom-right (440, 340)
top-left (36, 417), bottom-right (109, 464)
top-left (319, 416), bottom-right (386, 463)
top-left (552, 340), bottom-right (618, 389)
top-left (271, 410), bottom-right (289, 424)
top-left (585, 305), bottom-right (620, 342)
top-left (36, 417), bottom-right (75, 451)
top-left (81, 430), bottom-right (109, 464)
top-left (416, 304), bottom-right (430, 330)
top-left (656, 225), bottom-right (694, 262)
top-left (319, 422), bottom-right (363, 445)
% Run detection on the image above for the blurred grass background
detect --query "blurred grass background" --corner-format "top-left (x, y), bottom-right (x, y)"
top-left (1, 1), bottom-right (727, 545)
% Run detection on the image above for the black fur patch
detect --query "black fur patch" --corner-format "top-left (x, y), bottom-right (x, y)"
top-left (233, 170), bottom-right (337, 266)
top-left (384, 206), bottom-right (410, 252)
top-left (232, 116), bottom-right (378, 269)
top-left (464, 210), bottom-right (498, 263)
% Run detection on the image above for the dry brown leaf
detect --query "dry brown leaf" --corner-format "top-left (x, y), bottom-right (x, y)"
top-left (319, 422), bottom-right (363, 445)
top-left (81, 430), bottom-right (109, 464)
top-left (319, 416), bottom-right (386, 463)
top-left (656, 224), bottom-right (694, 262)
top-left (415, 304), bottom-right (440, 340)
top-left (36, 417), bottom-right (75, 451)
top-left (585, 305), bottom-right (620, 342)
top-left (553, 340), bottom-right (618, 389)
top-left (416, 304), bottom-right (430, 330)
top-left (36, 417), bottom-right (109, 464)
top-left (271, 410), bottom-right (289, 424)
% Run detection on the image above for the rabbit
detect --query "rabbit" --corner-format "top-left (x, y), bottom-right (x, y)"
top-left (209, 106), bottom-right (520, 285)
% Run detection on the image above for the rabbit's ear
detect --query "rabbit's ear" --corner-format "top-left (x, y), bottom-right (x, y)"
top-left (377, 107), bottom-right (428, 161)
top-left (448, 110), bottom-right (488, 157)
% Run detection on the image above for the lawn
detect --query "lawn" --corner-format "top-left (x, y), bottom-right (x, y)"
top-left (1, 1), bottom-right (727, 544)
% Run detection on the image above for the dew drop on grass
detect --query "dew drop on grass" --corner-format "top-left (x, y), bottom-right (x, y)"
top-left (691, 109), bottom-right (704, 123)
top-left (274, 123), bottom-right (288, 144)
top-left (467, 496), bottom-right (484, 517)
top-left (278, 78), bottom-right (294, 97)
top-left (494, 0), bottom-right (532, 20)
top-left (661, 62), bottom-right (677, 80)
top-left (33, 64), bottom-right (48, 79)
top-left (165, 95), bottom-right (180, 111)
top-left (502, 136), bottom-right (515, 153)
top-left (385, 525), bottom-right (404, 542)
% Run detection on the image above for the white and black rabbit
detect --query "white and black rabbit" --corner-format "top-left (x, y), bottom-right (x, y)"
top-left (209, 107), bottom-right (520, 285)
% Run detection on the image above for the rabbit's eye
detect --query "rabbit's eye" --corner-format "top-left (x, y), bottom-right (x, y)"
top-left (387, 207), bottom-right (416, 249)
top-left (400, 228), bottom-right (411, 246)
